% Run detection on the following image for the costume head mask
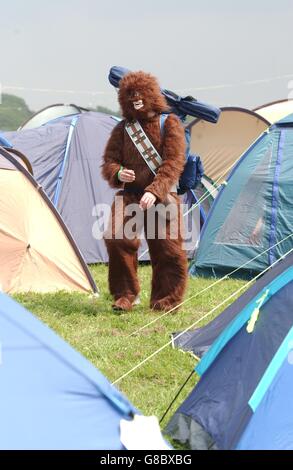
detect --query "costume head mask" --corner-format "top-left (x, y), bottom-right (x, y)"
top-left (118, 71), bottom-right (169, 120)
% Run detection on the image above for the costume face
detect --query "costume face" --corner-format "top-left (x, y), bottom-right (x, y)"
top-left (131, 91), bottom-right (144, 111)
top-left (118, 71), bottom-right (169, 120)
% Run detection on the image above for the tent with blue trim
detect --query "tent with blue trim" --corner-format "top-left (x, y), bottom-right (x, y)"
top-left (0, 291), bottom-right (138, 449)
top-left (190, 113), bottom-right (293, 279)
top-left (166, 249), bottom-right (293, 450)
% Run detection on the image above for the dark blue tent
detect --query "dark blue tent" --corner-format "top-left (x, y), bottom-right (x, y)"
top-left (0, 292), bottom-right (137, 449)
top-left (166, 249), bottom-right (293, 450)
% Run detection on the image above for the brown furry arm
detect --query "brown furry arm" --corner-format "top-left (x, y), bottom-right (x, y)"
top-left (101, 120), bottom-right (125, 188)
top-left (145, 114), bottom-right (186, 201)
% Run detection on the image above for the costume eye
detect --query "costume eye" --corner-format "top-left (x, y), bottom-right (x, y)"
top-left (129, 90), bottom-right (140, 99)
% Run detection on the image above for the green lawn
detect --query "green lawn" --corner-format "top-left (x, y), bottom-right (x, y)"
top-left (14, 265), bottom-right (246, 445)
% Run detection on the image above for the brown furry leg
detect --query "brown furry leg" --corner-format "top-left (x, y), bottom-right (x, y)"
top-left (105, 236), bottom-right (140, 301)
top-left (104, 194), bottom-right (141, 302)
top-left (148, 238), bottom-right (188, 311)
top-left (146, 198), bottom-right (188, 311)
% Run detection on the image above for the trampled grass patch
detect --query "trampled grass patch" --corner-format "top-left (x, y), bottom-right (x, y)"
top-left (14, 264), bottom-right (246, 446)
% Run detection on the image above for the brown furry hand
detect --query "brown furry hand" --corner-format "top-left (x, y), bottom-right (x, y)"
top-left (139, 192), bottom-right (156, 210)
top-left (118, 168), bottom-right (135, 183)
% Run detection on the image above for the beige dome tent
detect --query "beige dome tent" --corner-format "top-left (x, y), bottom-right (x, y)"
top-left (254, 99), bottom-right (293, 124)
top-left (0, 146), bottom-right (97, 294)
top-left (187, 107), bottom-right (270, 183)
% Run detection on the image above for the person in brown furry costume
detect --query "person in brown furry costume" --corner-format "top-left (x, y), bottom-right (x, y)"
top-left (102, 71), bottom-right (188, 311)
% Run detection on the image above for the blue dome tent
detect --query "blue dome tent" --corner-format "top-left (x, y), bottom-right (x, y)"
top-left (166, 249), bottom-right (293, 450)
top-left (0, 292), bottom-right (142, 449)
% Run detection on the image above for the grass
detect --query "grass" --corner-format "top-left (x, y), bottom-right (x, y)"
top-left (14, 264), bottom-right (246, 447)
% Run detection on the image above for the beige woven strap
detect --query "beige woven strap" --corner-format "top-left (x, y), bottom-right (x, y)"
top-left (125, 119), bottom-right (177, 193)
top-left (125, 120), bottom-right (163, 175)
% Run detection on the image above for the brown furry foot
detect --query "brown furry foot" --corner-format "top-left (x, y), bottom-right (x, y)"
top-left (151, 299), bottom-right (180, 312)
top-left (112, 297), bottom-right (133, 311)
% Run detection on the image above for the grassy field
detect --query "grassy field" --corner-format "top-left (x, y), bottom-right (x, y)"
top-left (14, 264), bottom-right (246, 446)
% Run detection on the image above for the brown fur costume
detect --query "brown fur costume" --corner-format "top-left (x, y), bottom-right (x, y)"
top-left (102, 71), bottom-right (188, 310)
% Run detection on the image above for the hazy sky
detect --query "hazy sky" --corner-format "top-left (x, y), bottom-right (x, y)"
top-left (1, 0), bottom-right (293, 112)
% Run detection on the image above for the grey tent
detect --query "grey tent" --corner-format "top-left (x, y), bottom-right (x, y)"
top-left (5, 111), bottom-right (214, 263)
